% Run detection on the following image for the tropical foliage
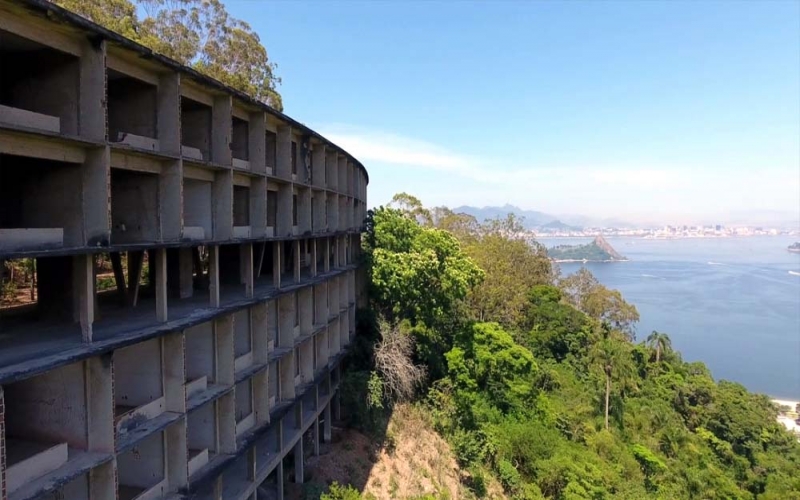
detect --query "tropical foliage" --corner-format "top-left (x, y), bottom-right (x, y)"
top-left (339, 193), bottom-right (800, 499)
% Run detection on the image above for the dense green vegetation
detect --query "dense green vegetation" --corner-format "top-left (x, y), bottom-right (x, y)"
top-left (342, 193), bottom-right (800, 500)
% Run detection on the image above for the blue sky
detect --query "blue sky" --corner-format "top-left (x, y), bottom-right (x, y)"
top-left (228, 0), bottom-right (799, 224)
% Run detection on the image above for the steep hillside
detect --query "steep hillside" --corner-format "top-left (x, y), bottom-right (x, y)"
top-left (293, 404), bottom-right (506, 500)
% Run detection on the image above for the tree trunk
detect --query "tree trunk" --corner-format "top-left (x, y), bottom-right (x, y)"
top-left (655, 344), bottom-right (661, 363)
top-left (604, 372), bottom-right (611, 430)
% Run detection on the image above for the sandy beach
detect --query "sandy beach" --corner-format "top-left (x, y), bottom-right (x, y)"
top-left (772, 399), bottom-right (800, 436)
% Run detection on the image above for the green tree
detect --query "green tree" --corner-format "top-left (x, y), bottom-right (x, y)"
top-left (589, 336), bottom-right (635, 430)
top-left (645, 331), bottom-right (672, 363)
top-left (560, 268), bottom-right (639, 338)
top-left (461, 215), bottom-right (556, 327)
top-left (51, 0), bottom-right (283, 109)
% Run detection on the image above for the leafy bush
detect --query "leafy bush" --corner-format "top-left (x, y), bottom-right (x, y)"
top-left (496, 459), bottom-right (521, 491)
top-left (321, 482), bottom-right (361, 500)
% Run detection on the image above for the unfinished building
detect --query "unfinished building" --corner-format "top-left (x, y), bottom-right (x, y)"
top-left (0, 1), bottom-right (368, 498)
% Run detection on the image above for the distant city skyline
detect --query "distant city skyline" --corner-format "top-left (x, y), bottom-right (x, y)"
top-left (229, 0), bottom-right (800, 223)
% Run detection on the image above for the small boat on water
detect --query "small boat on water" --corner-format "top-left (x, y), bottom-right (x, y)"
top-left (789, 242), bottom-right (800, 254)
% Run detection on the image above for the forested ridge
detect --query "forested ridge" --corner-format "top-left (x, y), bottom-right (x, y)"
top-left (332, 193), bottom-right (800, 500)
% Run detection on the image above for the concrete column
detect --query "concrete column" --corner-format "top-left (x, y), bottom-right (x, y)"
top-left (88, 460), bottom-right (116, 500)
top-left (213, 170), bottom-right (233, 240)
top-left (157, 72), bottom-right (181, 155)
top-left (0, 386), bottom-right (4, 500)
top-left (293, 439), bottom-right (304, 484)
top-left (166, 419), bottom-right (188, 490)
top-left (323, 403), bottom-right (332, 442)
top-left (293, 240), bottom-right (301, 283)
top-left (251, 176), bottom-right (267, 238)
top-left (73, 254), bottom-right (94, 342)
top-left (311, 239), bottom-right (318, 277)
top-left (163, 333), bottom-right (186, 413)
top-left (248, 446), bottom-right (257, 481)
top-left (160, 159), bottom-right (183, 242)
top-left (218, 392), bottom-right (237, 454)
top-left (86, 354), bottom-right (114, 453)
top-left (312, 144), bottom-right (326, 188)
top-left (249, 112), bottom-right (267, 174)
top-left (276, 125), bottom-right (292, 180)
top-left (155, 248), bottom-right (168, 322)
top-left (241, 243), bottom-right (254, 298)
top-left (178, 248), bottom-right (193, 298)
top-left (325, 239), bottom-right (331, 273)
top-left (82, 147), bottom-right (110, 247)
top-left (277, 460), bottom-right (284, 500)
top-left (79, 38), bottom-right (106, 141)
top-left (209, 245), bottom-right (220, 307)
top-left (325, 150), bottom-right (338, 191)
top-left (273, 241), bottom-right (281, 289)
top-left (212, 95), bottom-right (233, 166)
top-left (332, 391), bottom-right (341, 421)
top-left (313, 416), bottom-right (320, 457)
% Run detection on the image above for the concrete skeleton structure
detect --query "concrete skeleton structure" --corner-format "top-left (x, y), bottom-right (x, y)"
top-left (0, 1), bottom-right (368, 498)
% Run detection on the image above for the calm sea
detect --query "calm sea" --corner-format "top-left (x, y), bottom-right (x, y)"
top-left (543, 236), bottom-right (800, 399)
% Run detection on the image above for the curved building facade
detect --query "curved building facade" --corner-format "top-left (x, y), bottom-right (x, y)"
top-left (0, 1), bottom-right (368, 498)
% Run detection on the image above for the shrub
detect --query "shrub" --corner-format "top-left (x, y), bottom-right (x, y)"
top-left (497, 459), bottom-right (521, 491)
top-left (321, 482), bottom-right (362, 500)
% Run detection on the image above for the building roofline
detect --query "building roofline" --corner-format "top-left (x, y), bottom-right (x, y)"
top-left (13, 0), bottom-right (369, 183)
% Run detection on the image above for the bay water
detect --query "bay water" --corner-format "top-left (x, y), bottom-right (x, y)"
top-left (544, 236), bottom-right (800, 399)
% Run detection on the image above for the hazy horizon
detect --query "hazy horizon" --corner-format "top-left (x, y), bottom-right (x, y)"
top-left (229, 1), bottom-right (800, 224)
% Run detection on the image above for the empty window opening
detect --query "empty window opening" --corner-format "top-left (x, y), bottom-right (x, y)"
top-left (183, 179), bottom-right (213, 241)
top-left (114, 339), bottom-right (164, 433)
top-left (231, 117), bottom-right (249, 163)
top-left (185, 321), bottom-right (216, 397)
top-left (180, 96), bottom-right (211, 161)
top-left (107, 69), bottom-right (157, 150)
top-left (252, 242), bottom-right (274, 289)
top-left (265, 131), bottom-right (277, 172)
top-left (235, 378), bottom-right (254, 435)
top-left (233, 185), bottom-right (251, 228)
top-left (234, 308), bottom-right (252, 365)
top-left (110, 169), bottom-right (159, 244)
top-left (0, 154), bottom-right (83, 250)
top-left (187, 401), bottom-right (217, 477)
top-left (117, 430), bottom-right (166, 500)
top-left (3, 362), bottom-right (90, 495)
top-left (0, 29), bottom-right (79, 134)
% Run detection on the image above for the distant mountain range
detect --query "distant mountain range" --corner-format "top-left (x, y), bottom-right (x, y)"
top-left (450, 204), bottom-right (635, 230)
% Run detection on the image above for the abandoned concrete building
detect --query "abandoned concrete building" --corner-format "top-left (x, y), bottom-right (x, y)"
top-left (0, 1), bottom-right (369, 498)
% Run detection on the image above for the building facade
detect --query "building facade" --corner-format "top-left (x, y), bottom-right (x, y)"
top-left (0, 1), bottom-right (368, 498)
